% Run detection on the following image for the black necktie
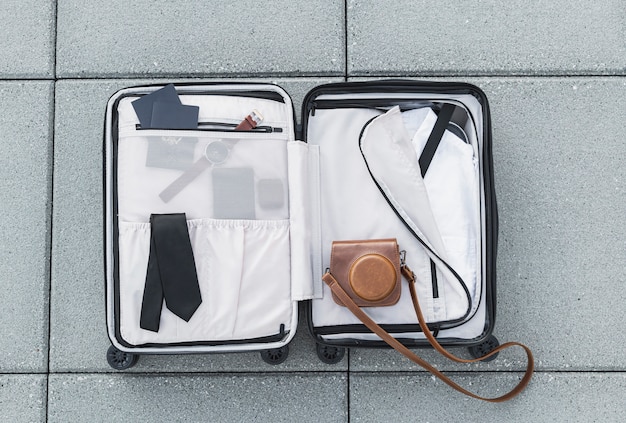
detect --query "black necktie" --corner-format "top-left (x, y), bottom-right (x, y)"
top-left (140, 213), bottom-right (202, 332)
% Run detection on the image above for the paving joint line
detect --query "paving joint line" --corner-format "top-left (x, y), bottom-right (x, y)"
top-left (45, 2), bottom-right (59, 420)
top-left (44, 370), bottom-right (349, 377)
top-left (2, 74), bottom-right (625, 84)
top-left (347, 73), bottom-right (626, 78)
top-left (344, 0), bottom-right (348, 82)
top-left (28, 369), bottom-right (626, 377)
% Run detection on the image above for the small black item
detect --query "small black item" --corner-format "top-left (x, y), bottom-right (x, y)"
top-left (106, 345), bottom-right (139, 370)
top-left (140, 213), bottom-right (202, 332)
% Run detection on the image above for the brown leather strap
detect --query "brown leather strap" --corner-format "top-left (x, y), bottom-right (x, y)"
top-left (322, 269), bottom-right (534, 402)
top-left (235, 109), bottom-right (262, 130)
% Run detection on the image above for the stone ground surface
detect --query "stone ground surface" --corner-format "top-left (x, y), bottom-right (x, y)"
top-left (0, 1), bottom-right (625, 422)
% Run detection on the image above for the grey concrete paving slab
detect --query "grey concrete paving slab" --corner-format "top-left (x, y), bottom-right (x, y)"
top-left (48, 373), bottom-right (347, 422)
top-left (484, 77), bottom-right (626, 370)
top-left (0, 1), bottom-right (55, 78)
top-left (350, 372), bottom-right (626, 422)
top-left (0, 82), bottom-right (53, 372)
top-left (347, 0), bottom-right (626, 76)
top-left (49, 78), bottom-right (343, 372)
top-left (56, 1), bottom-right (345, 78)
top-left (0, 375), bottom-right (47, 423)
top-left (347, 77), bottom-right (626, 372)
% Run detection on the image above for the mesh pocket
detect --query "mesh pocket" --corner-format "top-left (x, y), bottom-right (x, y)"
top-left (117, 132), bottom-right (289, 222)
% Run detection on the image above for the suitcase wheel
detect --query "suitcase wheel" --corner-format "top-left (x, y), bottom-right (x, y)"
top-left (467, 335), bottom-right (500, 362)
top-left (260, 345), bottom-right (289, 365)
top-left (107, 345), bottom-right (139, 370)
top-left (316, 343), bottom-right (346, 364)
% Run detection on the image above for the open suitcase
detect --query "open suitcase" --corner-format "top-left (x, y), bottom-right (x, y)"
top-left (104, 80), bottom-right (532, 400)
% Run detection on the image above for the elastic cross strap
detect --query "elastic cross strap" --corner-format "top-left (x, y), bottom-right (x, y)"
top-left (322, 269), bottom-right (534, 402)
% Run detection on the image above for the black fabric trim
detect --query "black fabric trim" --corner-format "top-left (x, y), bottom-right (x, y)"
top-left (430, 260), bottom-right (439, 299)
top-left (314, 323), bottom-right (434, 336)
top-left (419, 103), bottom-right (456, 177)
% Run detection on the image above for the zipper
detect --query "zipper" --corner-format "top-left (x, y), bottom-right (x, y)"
top-left (309, 99), bottom-right (435, 116)
top-left (166, 89), bottom-right (286, 103)
top-left (430, 260), bottom-right (440, 298)
top-left (135, 122), bottom-right (282, 133)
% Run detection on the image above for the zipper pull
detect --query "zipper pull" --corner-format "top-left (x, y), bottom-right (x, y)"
top-left (310, 101), bottom-right (317, 116)
top-left (295, 123), bottom-right (303, 140)
top-left (235, 109), bottom-right (264, 131)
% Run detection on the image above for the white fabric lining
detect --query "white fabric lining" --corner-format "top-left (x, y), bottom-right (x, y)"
top-left (308, 101), bottom-right (482, 329)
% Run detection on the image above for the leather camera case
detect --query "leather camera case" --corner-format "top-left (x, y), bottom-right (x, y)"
top-left (329, 239), bottom-right (401, 307)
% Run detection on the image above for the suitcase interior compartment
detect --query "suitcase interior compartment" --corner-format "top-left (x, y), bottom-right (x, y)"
top-left (302, 81), bottom-right (496, 347)
top-left (105, 84), bottom-right (309, 353)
